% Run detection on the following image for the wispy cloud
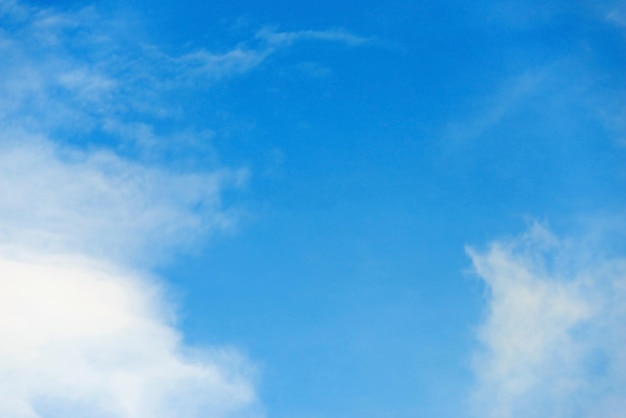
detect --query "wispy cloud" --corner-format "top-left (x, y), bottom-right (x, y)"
top-left (0, 0), bottom-right (371, 153)
top-left (173, 27), bottom-right (371, 82)
top-left (256, 27), bottom-right (372, 47)
top-left (0, 136), bottom-right (246, 266)
top-left (442, 69), bottom-right (548, 145)
top-left (484, 0), bottom-right (626, 29)
top-left (175, 48), bottom-right (270, 80)
top-left (441, 58), bottom-right (626, 150)
top-left (0, 1), bottom-right (261, 417)
top-left (468, 223), bottom-right (626, 418)
top-left (175, 26), bottom-right (371, 81)
top-left (606, 5), bottom-right (626, 26)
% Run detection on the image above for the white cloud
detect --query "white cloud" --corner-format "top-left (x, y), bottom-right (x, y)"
top-left (0, 135), bottom-right (259, 417)
top-left (0, 135), bottom-right (247, 266)
top-left (0, 137), bottom-right (260, 417)
top-left (0, 1), bottom-right (261, 417)
top-left (0, 255), bottom-right (258, 418)
top-left (0, 1), bottom-right (372, 416)
top-left (468, 224), bottom-right (626, 418)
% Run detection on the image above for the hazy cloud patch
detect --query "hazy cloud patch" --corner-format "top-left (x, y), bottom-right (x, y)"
top-left (468, 223), bottom-right (626, 418)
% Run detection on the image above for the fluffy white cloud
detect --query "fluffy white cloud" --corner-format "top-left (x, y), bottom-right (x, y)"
top-left (0, 1), bottom-right (261, 417)
top-left (0, 137), bottom-right (260, 418)
top-left (468, 224), bottom-right (626, 418)
top-left (0, 255), bottom-right (258, 418)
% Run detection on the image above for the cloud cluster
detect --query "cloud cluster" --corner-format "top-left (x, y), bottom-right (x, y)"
top-left (468, 224), bottom-right (626, 418)
top-left (0, 138), bottom-right (260, 417)
top-left (0, 1), bottom-right (265, 417)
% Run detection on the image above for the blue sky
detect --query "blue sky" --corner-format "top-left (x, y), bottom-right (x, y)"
top-left (0, 1), bottom-right (625, 417)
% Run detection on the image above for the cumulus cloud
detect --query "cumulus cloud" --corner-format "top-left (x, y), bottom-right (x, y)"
top-left (468, 224), bottom-right (626, 418)
top-left (0, 137), bottom-right (261, 417)
top-left (0, 255), bottom-right (258, 418)
top-left (0, 1), bottom-right (262, 417)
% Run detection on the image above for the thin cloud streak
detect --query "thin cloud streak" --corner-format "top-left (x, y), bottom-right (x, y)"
top-left (256, 27), bottom-right (373, 47)
top-left (174, 27), bottom-right (372, 81)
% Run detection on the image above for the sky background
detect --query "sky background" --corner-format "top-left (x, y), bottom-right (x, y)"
top-left (0, 1), bottom-right (625, 418)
